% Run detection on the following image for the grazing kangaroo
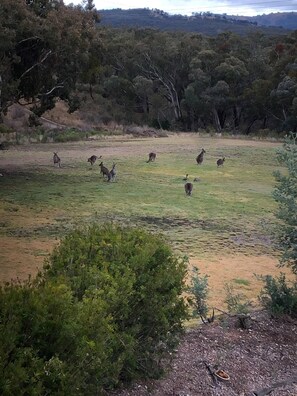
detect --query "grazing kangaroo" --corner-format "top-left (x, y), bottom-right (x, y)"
top-left (88, 155), bottom-right (101, 166)
top-left (110, 163), bottom-right (117, 181)
top-left (147, 152), bottom-right (156, 163)
top-left (184, 182), bottom-right (193, 196)
top-left (183, 174), bottom-right (189, 181)
top-left (196, 148), bottom-right (206, 165)
top-left (217, 157), bottom-right (225, 167)
top-left (99, 162), bottom-right (111, 181)
top-left (53, 152), bottom-right (61, 168)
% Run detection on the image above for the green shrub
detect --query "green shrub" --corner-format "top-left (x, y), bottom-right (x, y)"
top-left (53, 129), bottom-right (87, 143)
top-left (224, 283), bottom-right (251, 314)
top-left (0, 225), bottom-right (188, 394)
top-left (43, 225), bottom-right (188, 379)
top-left (0, 124), bottom-right (13, 134)
top-left (259, 274), bottom-right (297, 317)
top-left (273, 132), bottom-right (297, 274)
top-left (258, 133), bottom-right (297, 319)
top-left (187, 267), bottom-right (209, 322)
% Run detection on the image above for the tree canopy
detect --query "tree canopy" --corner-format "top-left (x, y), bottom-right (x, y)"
top-left (1, 2), bottom-right (297, 134)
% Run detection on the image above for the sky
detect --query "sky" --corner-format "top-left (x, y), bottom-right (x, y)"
top-left (64, 0), bottom-right (297, 17)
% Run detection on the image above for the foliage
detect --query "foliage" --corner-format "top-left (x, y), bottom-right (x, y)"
top-left (187, 267), bottom-right (209, 321)
top-left (0, 225), bottom-right (188, 394)
top-left (259, 133), bottom-right (297, 318)
top-left (259, 273), bottom-right (297, 317)
top-left (0, 124), bottom-right (13, 134)
top-left (0, 0), bottom-right (101, 118)
top-left (52, 129), bottom-right (88, 143)
top-left (224, 283), bottom-right (251, 314)
top-left (1, 2), bottom-right (297, 134)
top-left (273, 133), bottom-right (297, 274)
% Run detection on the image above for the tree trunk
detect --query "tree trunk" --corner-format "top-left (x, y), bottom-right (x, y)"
top-left (233, 105), bottom-right (241, 128)
top-left (213, 108), bottom-right (222, 133)
top-left (245, 118), bottom-right (257, 135)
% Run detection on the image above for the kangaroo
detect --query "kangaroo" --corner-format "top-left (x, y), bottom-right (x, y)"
top-left (53, 152), bottom-right (61, 168)
top-left (110, 163), bottom-right (117, 181)
top-left (147, 152), bottom-right (156, 163)
top-left (217, 157), bottom-right (225, 167)
top-left (183, 174), bottom-right (189, 181)
top-left (184, 182), bottom-right (193, 196)
top-left (88, 155), bottom-right (101, 166)
top-left (196, 148), bottom-right (206, 165)
top-left (99, 162), bottom-right (111, 181)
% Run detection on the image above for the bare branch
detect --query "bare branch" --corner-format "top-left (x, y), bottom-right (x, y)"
top-left (18, 36), bottom-right (42, 45)
top-left (19, 50), bottom-right (52, 80)
top-left (39, 84), bottom-right (64, 97)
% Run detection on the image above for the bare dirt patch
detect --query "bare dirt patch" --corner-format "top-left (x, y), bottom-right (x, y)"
top-left (190, 255), bottom-right (292, 309)
top-left (0, 236), bottom-right (55, 282)
top-left (111, 311), bottom-right (297, 396)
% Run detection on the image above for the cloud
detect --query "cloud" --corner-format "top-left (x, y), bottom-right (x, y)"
top-left (64, 0), bottom-right (297, 16)
top-left (222, 0), bottom-right (297, 12)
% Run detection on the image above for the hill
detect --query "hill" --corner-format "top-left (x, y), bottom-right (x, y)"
top-left (236, 12), bottom-right (297, 30)
top-left (97, 8), bottom-right (293, 36)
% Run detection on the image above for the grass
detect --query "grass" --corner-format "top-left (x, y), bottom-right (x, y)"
top-left (0, 134), bottom-right (288, 305)
top-left (232, 278), bottom-right (251, 287)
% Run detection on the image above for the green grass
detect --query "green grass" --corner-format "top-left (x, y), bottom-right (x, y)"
top-left (0, 137), bottom-right (283, 258)
top-left (232, 278), bottom-right (251, 287)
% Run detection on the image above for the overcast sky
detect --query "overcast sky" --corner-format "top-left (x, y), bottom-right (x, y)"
top-left (64, 0), bottom-right (297, 16)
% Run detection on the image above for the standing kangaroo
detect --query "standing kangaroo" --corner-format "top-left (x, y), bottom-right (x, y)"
top-left (88, 155), bottom-right (101, 166)
top-left (147, 152), bottom-right (156, 163)
top-left (99, 162), bottom-right (111, 182)
top-left (53, 152), bottom-right (61, 168)
top-left (196, 148), bottom-right (206, 165)
top-left (110, 163), bottom-right (117, 181)
top-left (185, 182), bottom-right (193, 196)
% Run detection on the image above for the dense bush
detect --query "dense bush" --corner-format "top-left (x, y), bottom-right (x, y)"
top-left (53, 129), bottom-right (88, 143)
top-left (0, 225), bottom-right (188, 395)
top-left (273, 133), bottom-right (297, 274)
top-left (259, 133), bottom-right (297, 318)
top-left (259, 274), bottom-right (297, 317)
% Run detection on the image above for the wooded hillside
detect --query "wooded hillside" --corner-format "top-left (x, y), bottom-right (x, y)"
top-left (98, 8), bottom-right (296, 35)
top-left (1, 1), bottom-right (297, 136)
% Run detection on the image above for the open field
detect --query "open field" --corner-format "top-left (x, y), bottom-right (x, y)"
top-left (0, 134), bottom-right (291, 308)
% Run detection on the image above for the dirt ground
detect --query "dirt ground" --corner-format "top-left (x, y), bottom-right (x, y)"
top-left (111, 311), bottom-right (297, 396)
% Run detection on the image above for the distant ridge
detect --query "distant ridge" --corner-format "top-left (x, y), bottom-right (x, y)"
top-left (97, 8), bottom-right (297, 35)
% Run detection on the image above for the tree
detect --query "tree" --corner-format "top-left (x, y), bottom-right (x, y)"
top-left (0, 0), bottom-right (101, 120)
top-left (202, 80), bottom-right (230, 133)
top-left (273, 133), bottom-right (297, 273)
top-left (258, 133), bottom-right (297, 318)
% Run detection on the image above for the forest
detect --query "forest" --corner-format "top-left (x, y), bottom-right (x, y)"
top-left (98, 8), bottom-right (295, 34)
top-left (1, 0), bottom-right (297, 135)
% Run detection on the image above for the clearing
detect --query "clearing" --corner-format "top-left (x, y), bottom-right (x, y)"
top-left (0, 134), bottom-right (291, 309)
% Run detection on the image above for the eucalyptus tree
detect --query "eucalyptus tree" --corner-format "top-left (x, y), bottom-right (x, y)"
top-left (0, 0), bottom-right (101, 121)
top-left (183, 61), bottom-right (211, 130)
top-left (214, 56), bottom-right (249, 129)
top-left (134, 31), bottom-right (201, 124)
